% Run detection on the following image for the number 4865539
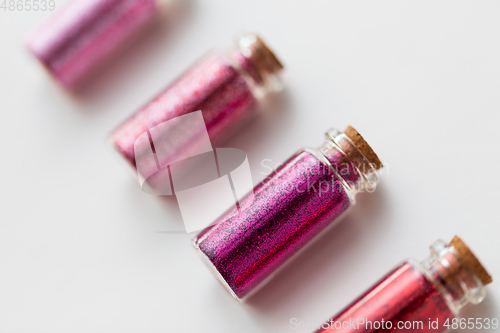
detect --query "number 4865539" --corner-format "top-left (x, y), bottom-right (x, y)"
top-left (1, 0), bottom-right (56, 11)
top-left (444, 318), bottom-right (499, 330)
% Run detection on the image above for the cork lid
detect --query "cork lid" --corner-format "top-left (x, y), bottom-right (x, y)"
top-left (344, 126), bottom-right (383, 170)
top-left (449, 236), bottom-right (493, 285)
top-left (238, 34), bottom-right (283, 85)
top-left (251, 35), bottom-right (284, 71)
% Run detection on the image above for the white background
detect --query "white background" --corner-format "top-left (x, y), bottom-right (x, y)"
top-left (1, 1), bottom-right (499, 332)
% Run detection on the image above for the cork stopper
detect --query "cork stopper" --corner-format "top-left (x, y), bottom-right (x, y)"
top-left (344, 126), bottom-right (383, 170)
top-left (238, 34), bottom-right (283, 85)
top-left (251, 35), bottom-right (283, 72)
top-left (449, 236), bottom-right (492, 285)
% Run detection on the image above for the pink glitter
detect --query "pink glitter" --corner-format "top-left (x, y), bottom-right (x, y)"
top-left (110, 52), bottom-right (258, 169)
top-left (110, 34), bottom-right (283, 171)
top-left (26, 0), bottom-right (160, 87)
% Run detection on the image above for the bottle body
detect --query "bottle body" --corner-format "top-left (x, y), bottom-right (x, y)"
top-left (315, 238), bottom-right (491, 333)
top-left (193, 128), bottom-right (381, 300)
top-left (110, 34), bottom-right (283, 172)
top-left (26, 0), bottom-right (161, 88)
top-left (316, 261), bottom-right (455, 333)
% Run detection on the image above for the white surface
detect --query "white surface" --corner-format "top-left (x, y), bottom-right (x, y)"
top-left (1, 1), bottom-right (500, 332)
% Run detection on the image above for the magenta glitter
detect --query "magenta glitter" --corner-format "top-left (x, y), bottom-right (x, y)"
top-left (321, 145), bottom-right (361, 185)
top-left (26, 0), bottom-right (160, 87)
top-left (193, 147), bottom-right (358, 299)
top-left (315, 263), bottom-right (454, 333)
top-left (192, 129), bottom-right (381, 300)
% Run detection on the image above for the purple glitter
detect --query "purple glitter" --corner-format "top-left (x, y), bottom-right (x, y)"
top-left (26, 0), bottom-right (160, 87)
top-left (193, 150), bottom-right (352, 299)
top-left (110, 52), bottom-right (257, 169)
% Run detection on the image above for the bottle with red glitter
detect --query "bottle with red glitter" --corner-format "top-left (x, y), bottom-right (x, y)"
top-left (110, 33), bottom-right (283, 173)
top-left (193, 126), bottom-right (383, 300)
top-left (314, 236), bottom-right (492, 333)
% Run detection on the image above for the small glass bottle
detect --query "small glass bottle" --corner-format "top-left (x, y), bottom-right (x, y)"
top-left (193, 126), bottom-right (383, 300)
top-left (110, 33), bottom-right (283, 172)
top-left (314, 236), bottom-right (493, 333)
top-left (26, 0), bottom-right (164, 88)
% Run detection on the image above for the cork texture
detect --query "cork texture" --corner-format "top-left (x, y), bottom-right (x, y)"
top-left (344, 126), bottom-right (383, 170)
top-left (450, 236), bottom-right (492, 285)
top-left (254, 35), bottom-right (284, 71)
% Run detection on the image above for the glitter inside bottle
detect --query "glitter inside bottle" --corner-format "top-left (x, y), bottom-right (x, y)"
top-left (314, 236), bottom-right (493, 333)
top-left (193, 126), bottom-right (383, 300)
top-left (26, 0), bottom-right (163, 88)
top-left (110, 33), bottom-right (283, 172)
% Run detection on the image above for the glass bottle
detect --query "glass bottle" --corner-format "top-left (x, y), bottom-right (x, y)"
top-left (193, 126), bottom-right (383, 300)
top-left (26, 0), bottom-right (165, 88)
top-left (314, 236), bottom-right (492, 333)
top-left (110, 33), bottom-right (283, 174)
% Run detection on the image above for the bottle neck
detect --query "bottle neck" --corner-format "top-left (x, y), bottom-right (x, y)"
top-left (317, 128), bottom-right (380, 197)
top-left (227, 34), bottom-right (284, 98)
top-left (419, 240), bottom-right (486, 313)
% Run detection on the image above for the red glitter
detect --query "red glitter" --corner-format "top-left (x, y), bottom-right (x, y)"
top-left (315, 262), bottom-right (454, 333)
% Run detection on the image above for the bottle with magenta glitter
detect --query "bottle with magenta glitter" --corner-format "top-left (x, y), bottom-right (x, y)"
top-left (314, 236), bottom-right (493, 333)
top-left (110, 34), bottom-right (283, 174)
top-left (193, 126), bottom-right (383, 300)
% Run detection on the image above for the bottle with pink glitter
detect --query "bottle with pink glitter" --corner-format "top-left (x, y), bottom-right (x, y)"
top-left (314, 236), bottom-right (493, 333)
top-left (26, 0), bottom-right (165, 88)
top-left (110, 33), bottom-right (284, 173)
top-left (193, 126), bottom-right (383, 300)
